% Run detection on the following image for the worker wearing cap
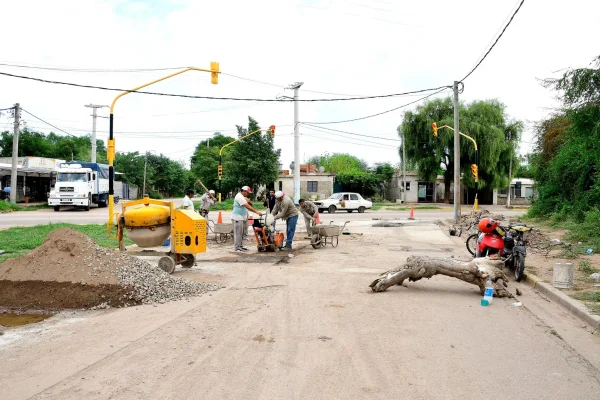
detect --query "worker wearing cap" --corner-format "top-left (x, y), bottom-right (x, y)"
top-left (272, 191), bottom-right (299, 251)
top-left (232, 185), bottom-right (262, 252)
top-left (199, 190), bottom-right (216, 217)
top-left (299, 198), bottom-right (319, 239)
top-left (181, 189), bottom-right (195, 211)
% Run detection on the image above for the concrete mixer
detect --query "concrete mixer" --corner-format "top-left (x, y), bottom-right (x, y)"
top-left (115, 195), bottom-right (206, 274)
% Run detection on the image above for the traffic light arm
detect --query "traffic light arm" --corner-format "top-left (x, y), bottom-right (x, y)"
top-left (431, 124), bottom-right (478, 151)
top-left (217, 126), bottom-right (275, 202)
top-left (107, 63), bottom-right (220, 228)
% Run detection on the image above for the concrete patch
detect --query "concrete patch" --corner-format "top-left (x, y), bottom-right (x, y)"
top-left (339, 267), bottom-right (387, 274)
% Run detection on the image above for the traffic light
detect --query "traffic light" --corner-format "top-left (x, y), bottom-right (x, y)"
top-left (471, 164), bottom-right (478, 181)
top-left (217, 165), bottom-right (223, 179)
top-left (269, 125), bottom-right (276, 138)
top-left (210, 61), bottom-right (220, 85)
top-left (432, 122), bottom-right (438, 137)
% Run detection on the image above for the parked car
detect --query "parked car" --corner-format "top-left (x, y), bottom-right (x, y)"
top-left (313, 192), bottom-right (373, 214)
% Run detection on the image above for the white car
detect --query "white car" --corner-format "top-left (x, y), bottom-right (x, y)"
top-left (313, 192), bottom-right (373, 214)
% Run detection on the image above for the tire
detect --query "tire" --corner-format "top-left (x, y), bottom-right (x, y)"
top-left (328, 205), bottom-right (336, 214)
top-left (84, 194), bottom-right (91, 211)
top-left (180, 254), bottom-right (195, 268)
top-left (358, 206), bottom-right (365, 213)
top-left (53, 206), bottom-right (60, 212)
top-left (311, 234), bottom-right (321, 249)
top-left (158, 256), bottom-right (176, 274)
top-left (318, 209), bottom-right (324, 214)
top-left (347, 210), bottom-right (353, 213)
top-left (466, 234), bottom-right (478, 256)
top-left (514, 253), bottom-right (525, 282)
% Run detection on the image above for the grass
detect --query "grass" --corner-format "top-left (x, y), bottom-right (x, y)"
top-left (0, 201), bottom-right (50, 212)
top-left (522, 215), bottom-right (600, 257)
top-left (371, 202), bottom-right (442, 212)
top-left (579, 260), bottom-right (599, 275)
top-left (0, 223), bottom-right (131, 264)
top-left (570, 291), bottom-right (600, 302)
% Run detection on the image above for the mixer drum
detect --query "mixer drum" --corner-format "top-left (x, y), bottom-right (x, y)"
top-left (123, 205), bottom-right (171, 248)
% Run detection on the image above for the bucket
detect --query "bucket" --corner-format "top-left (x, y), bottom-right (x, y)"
top-left (162, 237), bottom-right (171, 247)
top-left (553, 262), bottom-right (574, 289)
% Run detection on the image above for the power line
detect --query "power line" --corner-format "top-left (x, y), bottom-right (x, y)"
top-left (0, 70), bottom-right (448, 102)
top-left (0, 61), bottom-right (186, 73)
top-left (302, 123), bottom-right (400, 141)
top-left (19, 109), bottom-right (77, 137)
top-left (302, 125), bottom-right (397, 148)
top-left (461, 0), bottom-right (525, 82)
top-left (305, 87), bottom-right (449, 125)
top-left (302, 131), bottom-right (395, 150)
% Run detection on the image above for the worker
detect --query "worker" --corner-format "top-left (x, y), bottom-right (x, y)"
top-left (263, 190), bottom-right (276, 213)
top-left (272, 191), bottom-right (299, 251)
top-left (299, 198), bottom-right (319, 239)
top-left (181, 189), bottom-right (195, 211)
top-left (199, 190), bottom-right (216, 217)
top-left (232, 185), bottom-right (262, 252)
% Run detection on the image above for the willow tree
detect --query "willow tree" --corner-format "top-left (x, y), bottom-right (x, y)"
top-left (399, 98), bottom-right (523, 202)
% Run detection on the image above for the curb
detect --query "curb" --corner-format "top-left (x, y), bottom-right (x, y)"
top-left (523, 273), bottom-right (600, 333)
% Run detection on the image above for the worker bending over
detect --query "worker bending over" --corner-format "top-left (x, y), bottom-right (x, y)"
top-left (299, 198), bottom-right (319, 239)
top-left (199, 190), bottom-right (216, 217)
top-left (272, 191), bottom-right (299, 251)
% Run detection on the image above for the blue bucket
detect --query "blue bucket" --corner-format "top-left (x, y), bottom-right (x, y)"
top-left (162, 237), bottom-right (171, 247)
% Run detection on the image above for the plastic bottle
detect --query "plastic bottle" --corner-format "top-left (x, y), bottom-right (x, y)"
top-left (587, 249), bottom-right (594, 255)
top-left (481, 279), bottom-right (494, 306)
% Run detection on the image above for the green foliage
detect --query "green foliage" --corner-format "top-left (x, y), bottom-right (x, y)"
top-left (222, 117), bottom-right (281, 197)
top-left (148, 191), bottom-right (163, 199)
top-left (115, 152), bottom-right (148, 192)
top-left (190, 133), bottom-right (236, 195)
top-left (578, 260), bottom-right (598, 275)
top-left (529, 56), bottom-right (600, 219)
top-left (194, 198), bottom-right (265, 212)
top-left (570, 291), bottom-right (600, 302)
top-left (0, 224), bottom-right (131, 264)
top-left (0, 129), bottom-right (107, 162)
top-left (308, 152), bottom-right (368, 174)
top-left (0, 202), bottom-right (50, 212)
top-left (400, 98), bottom-right (523, 199)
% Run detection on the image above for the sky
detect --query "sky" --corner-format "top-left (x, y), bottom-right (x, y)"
top-left (0, 0), bottom-right (599, 169)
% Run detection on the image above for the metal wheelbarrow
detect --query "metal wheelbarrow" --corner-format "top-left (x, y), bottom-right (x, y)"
top-left (310, 221), bottom-right (350, 249)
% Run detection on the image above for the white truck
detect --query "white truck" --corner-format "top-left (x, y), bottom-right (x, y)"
top-left (48, 162), bottom-right (110, 211)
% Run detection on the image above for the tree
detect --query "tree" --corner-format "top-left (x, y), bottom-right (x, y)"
top-left (115, 152), bottom-right (148, 193)
top-left (400, 98), bottom-right (523, 203)
top-left (530, 56), bottom-right (600, 219)
top-left (222, 117), bottom-right (281, 197)
top-left (190, 132), bottom-right (236, 195)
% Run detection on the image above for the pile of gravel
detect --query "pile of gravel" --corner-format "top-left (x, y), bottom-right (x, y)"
top-left (114, 253), bottom-right (222, 305)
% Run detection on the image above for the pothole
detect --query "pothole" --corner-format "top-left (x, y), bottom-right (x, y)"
top-left (0, 312), bottom-right (53, 328)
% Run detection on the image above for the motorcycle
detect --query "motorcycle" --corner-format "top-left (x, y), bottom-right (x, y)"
top-left (466, 218), bottom-right (532, 282)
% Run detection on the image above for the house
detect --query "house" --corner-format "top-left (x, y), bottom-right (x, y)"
top-left (262, 164), bottom-right (335, 201)
top-left (0, 157), bottom-right (65, 202)
top-left (493, 178), bottom-right (535, 205)
top-left (387, 170), bottom-right (446, 203)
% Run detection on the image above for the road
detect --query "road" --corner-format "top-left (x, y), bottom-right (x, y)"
top-left (1, 221), bottom-right (599, 399)
top-left (0, 200), bottom-right (527, 229)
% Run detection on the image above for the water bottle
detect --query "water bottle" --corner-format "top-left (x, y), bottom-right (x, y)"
top-left (481, 278), bottom-right (494, 306)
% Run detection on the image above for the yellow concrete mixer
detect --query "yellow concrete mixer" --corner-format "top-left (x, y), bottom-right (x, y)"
top-left (114, 196), bottom-right (206, 274)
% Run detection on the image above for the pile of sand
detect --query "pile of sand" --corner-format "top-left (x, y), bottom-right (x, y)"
top-left (0, 228), bottom-right (221, 310)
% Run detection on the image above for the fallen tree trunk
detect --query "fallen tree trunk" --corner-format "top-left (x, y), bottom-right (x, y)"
top-left (369, 256), bottom-right (514, 298)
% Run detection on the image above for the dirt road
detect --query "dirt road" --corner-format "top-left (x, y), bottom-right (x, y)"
top-left (2, 222), bottom-right (599, 399)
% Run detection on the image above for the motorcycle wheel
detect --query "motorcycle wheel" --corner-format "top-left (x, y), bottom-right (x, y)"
top-left (466, 234), bottom-right (478, 256)
top-left (514, 253), bottom-right (525, 282)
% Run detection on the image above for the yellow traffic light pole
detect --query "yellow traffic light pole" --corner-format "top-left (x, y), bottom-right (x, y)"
top-left (106, 64), bottom-right (220, 228)
top-left (431, 123), bottom-right (479, 210)
top-left (217, 125), bottom-right (275, 202)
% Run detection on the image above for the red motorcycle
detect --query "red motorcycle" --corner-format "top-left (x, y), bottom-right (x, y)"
top-left (466, 218), bottom-right (532, 282)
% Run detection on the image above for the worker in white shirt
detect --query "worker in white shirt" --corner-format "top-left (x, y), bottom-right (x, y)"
top-left (199, 190), bottom-right (216, 217)
top-left (181, 189), bottom-right (195, 211)
top-left (232, 185), bottom-right (262, 252)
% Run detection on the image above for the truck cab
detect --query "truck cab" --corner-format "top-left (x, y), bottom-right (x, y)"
top-left (48, 163), bottom-right (109, 211)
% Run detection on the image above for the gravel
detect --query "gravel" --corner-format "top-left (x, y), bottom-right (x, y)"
top-left (113, 254), bottom-right (222, 305)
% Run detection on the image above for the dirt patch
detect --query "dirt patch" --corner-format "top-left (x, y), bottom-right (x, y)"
top-left (0, 228), bottom-right (221, 311)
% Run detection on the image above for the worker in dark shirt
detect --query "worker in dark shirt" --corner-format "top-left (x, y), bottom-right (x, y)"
top-left (263, 190), bottom-right (277, 213)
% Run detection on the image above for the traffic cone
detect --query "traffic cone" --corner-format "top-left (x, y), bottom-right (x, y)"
top-left (408, 206), bottom-right (415, 220)
top-left (217, 211), bottom-right (223, 224)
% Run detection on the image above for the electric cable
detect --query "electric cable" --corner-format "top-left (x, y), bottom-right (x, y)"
top-left (0, 70), bottom-right (448, 102)
top-left (19, 109), bottom-right (78, 137)
top-left (302, 123), bottom-right (400, 142)
top-left (461, 0), bottom-right (525, 82)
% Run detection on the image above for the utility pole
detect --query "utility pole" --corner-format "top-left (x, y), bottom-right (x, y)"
top-left (507, 144), bottom-right (513, 208)
top-left (453, 81), bottom-right (461, 222)
top-left (288, 82), bottom-right (304, 204)
top-left (400, 123), bottom-right (407, 204)
top-left (10, 103), bottom-right (20, 203)
top-left (85, 104), bottom-right (108, 163)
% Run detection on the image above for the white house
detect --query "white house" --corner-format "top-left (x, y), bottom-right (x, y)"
top-left (493, 178), bottom-right (535, 205)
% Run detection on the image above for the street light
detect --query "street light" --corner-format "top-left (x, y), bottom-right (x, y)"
top-left (106, 64), bottom-right (220, 227)
top-left (432, 123), bottom-right (480, 211)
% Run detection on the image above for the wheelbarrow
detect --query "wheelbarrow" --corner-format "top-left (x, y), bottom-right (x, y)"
top-left (207, 220), bottom-right (233, 243)
top-left (310, 221), bottom-right (350, 249)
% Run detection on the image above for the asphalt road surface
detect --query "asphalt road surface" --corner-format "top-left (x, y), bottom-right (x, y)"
top-left (2, 222), bottom-right (599, 399)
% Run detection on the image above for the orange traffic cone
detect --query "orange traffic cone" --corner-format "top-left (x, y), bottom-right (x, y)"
top-left (408, 206), bottom-right (415, 220)
top-left (217, 211), bottom-right (223, 224)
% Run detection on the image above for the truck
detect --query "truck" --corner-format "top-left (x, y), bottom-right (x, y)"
top-left (48, 162), bottom-right (110, 212)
